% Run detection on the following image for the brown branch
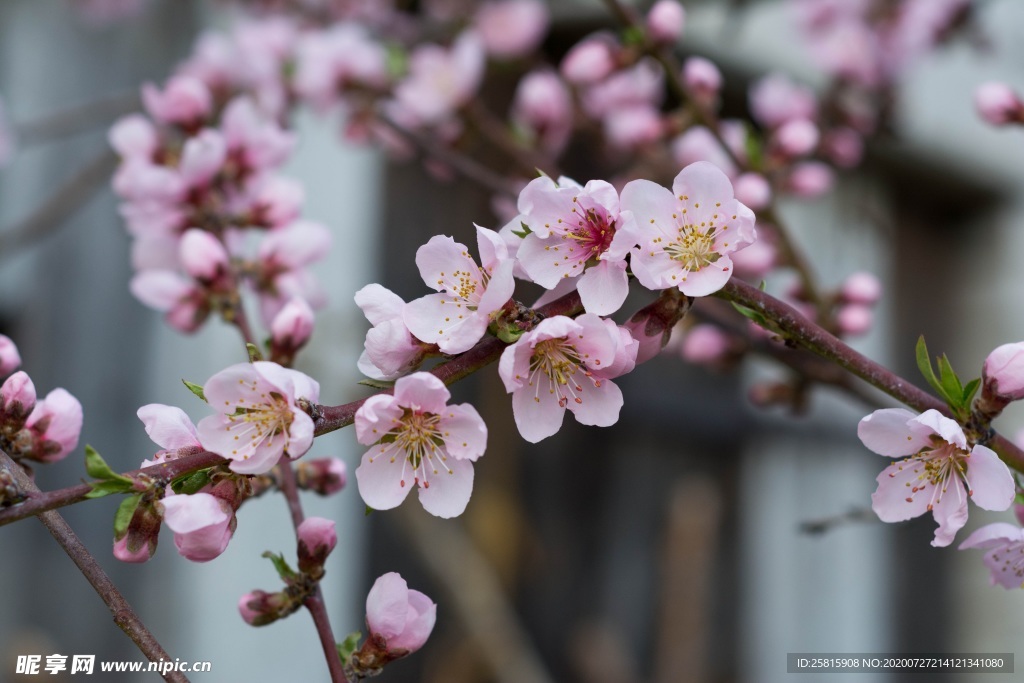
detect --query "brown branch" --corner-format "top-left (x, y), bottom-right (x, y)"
top-left (0, 450), bottom-right (188, 683)
top-left (0, 149), bottom-right (119, 257)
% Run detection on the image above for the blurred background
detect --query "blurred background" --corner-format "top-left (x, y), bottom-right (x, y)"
top-left (3, 1), bottom-right (1024, 682)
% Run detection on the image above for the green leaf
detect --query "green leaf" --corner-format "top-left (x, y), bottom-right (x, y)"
top-left (936, 353), bottom-right (964, 403)
top-left (622, 25), bottom-right (645, 46)
top-left (173, 470), bottom-right (212, 495)
top-left (915, 336), bottom-right (945, 398)
top-left (336, 631), bottom-right (363, 664)
top-left (731, 301), bottom-right (770, 329)
top-left (962, 378), bottom-right (982, 406)
top-left (246, 342), bottom-right (264, 363)
top-left (85, 445), bottom-right (132, 484)
top-left (182, 379), bottom-right (207, 402)
top-left (85, 480), bottom-right (135, 499)
top-left (511, 221), bottom-right (532, 239)
top-left (113, 494), bottom-right (143, 537)
top-left (365, 504), bottom-right (375, 517)
top-left (262, 551), bottom-right (298, 581)
top-left (358, 378), bottom-right (395, 390)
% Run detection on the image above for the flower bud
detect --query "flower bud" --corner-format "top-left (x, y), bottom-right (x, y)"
top-left (474, 0), bottom-right (548, 59)
top-left (681, 324), bottom-right (734, 365)
top-left (179, 229), bottom-right (230, 283)
top-left (295, 457), bottom-right (348, 496)
top-left (983, 342), bottom-right (1024, 402)
top-left (238, 589), bottom-right (295, 627)
top-left (351, 572), bottom-right (437, 676)
top-left (270, 296), bottom-right (315, 364)
top-left (20, 389), bottom-right (83, 463)
top-left (0, 371), bottom-right (36, 428)
top-left (682, 57), bottom-right (721, 105)
top-left (772, 118), bottom-right (819, 158)
top-left (141, 75), bottom-right (212, 128)
top-left (0, 334), bottom-right (20, 377)
top-left (835, 304), bottom-right (873, 337)
top-left (159, 490), bottom-right (235, 563)
top-left (623, 290), bottom-right (692, 364)
top-left (786, 161), bottom-right (833, 197)
top-left (113, 499), bottom-right (163, 564)
top-left (822, 127), bottom-right (863, 168)
top-left (733, 172), bottom-right (772, 211)
top-left (560, 36), bottom-right (616, 85)
top-left (646, 0), bottom-right (685, 44)
top-left (840, 271), bottom-right (882, 305)
top-left (297, 516), bottom-right (337, 577)
top-left (975, 82), bottom-right (1024, 126)
top-left (108, 114), bottom-right (158, 162)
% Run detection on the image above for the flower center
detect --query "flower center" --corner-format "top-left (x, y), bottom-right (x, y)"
top-left (894, 443), bottom-right (973, 510)
top-left (528, 338), bottom-right (601, 407)
top-left (990, 541), bottom-right (1024, 583)
top-left (664, 224), bottom-right (719, 272)
top-left (373, 409), bottom-right (451, 489)
top-left (228, 391), bottom-right (295, 460)
top-left (567, 205), bottom-right (616, 261)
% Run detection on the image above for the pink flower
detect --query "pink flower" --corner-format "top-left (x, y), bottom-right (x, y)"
top-left (245, 176), bottom-right (305, 228)
top-left (365, 572), bottom-right (437, 654)
top-left (474, 0), bottom-right (549, 59)
top-left (975, 82), bottom-right (1024, 126)
top-left (255, 220), bottom-right (331, 325)
top-left (670, 126), bottom-right (739, 179)
top-left (0, 334), bottom-right (20, 376)
top-left (393, 32), bottom-right (485, 126)
top-left (403, 227), bottom-right (515, 354)
top-left (619, 160), bottom-right (757, 296)
top-left (498, 314), bottom-right (635, 443)
top-left (179, 229), bottom-right (230, 283)
top-left (130, 270), bottom-right (209, 333)
top-left (141, 75), bottom-right (212, 127)
top-left (983, 342), bottom-right (1024, 402)
top-left (646, 0), bottom-right (686, 44)
top-left (516, 176), bottom-right (638, 315)
top-left (560, 35), bottom-right (617, 85)
top-left (511, 70), bottom-right (573, 155)
top-left (604, 105), bottom-right (663, 149)
top-left (858, 408), bottom-right (1014, 547)
top-left (137, 403), bottom-right (202, 467)
top-left (22, 389), bottom-right (84, 463)
top-left (114, 535), bottom-right (155, 563)
top-left (108, 114), bottom-right (159, 162)
top-left (729, 236), bottom-right (777, 279)
top-left (748, 73), bottom-right (817, 129)
top-left (355, 284), bottom-right (427, 381)
top-left (297, 516), bottom-right (337, 575)
top-left (159, 490), bottom-right (234, 562)
top-left (293, 25), bottom-right (389, 111)
top-left (959, 523), bottom-right (1024, 589)
top-left (221, 97), bottom-right (295, 173)
top-left (197, 361), bottom-right (320, 475)
top-left (582, 59), bottom-right (663, 119)
top-left (772, 119), bottom-right (819, 158)
top-left (354, 372), bottom-right (486, 518)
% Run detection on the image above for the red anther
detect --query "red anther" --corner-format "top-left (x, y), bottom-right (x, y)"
top-left (574, 397), bottom-right (582, 404)
top-left (905, 497), bottom-right (913, 503)
top-left (400, 480), bottom-right (406, 487)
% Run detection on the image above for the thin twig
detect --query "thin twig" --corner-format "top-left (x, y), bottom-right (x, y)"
top-left (278, 456), bottom-right (349, 683)
top-left (14, 91), bottom-right (140, 147)
top-left (0, 450), bottom-right (188, 683)
top-left (0, 149), bottom-right (119, 257)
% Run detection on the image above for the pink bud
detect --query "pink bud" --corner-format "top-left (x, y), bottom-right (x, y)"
top-left (474, 0), bottom-right (548, 59)
top-left (840, 271), bottom-right (882, 305)
top-left (786, 161), bottom-right (833, 197)
top-left (108, 114), bottom-right (159, 161)
top-left (749, 73), bottom-right (817, 129)
top-left (560, 36), bottom-right (616, 85)
top-left (159, 491), bottom-right (234, 563)
top-left (271, 297), bottom-right (315, 351)
top-left (604, 105), bottom-right (663, 149)
top-left (238, 591), bottom-right (264, 625)
top-left (984, 342), bottom-right (1024, 401)
top-left (0, 371), bottom-right (36, 426)
top-left (681, 324), bottom-right (733, 365)
top-left (22, 389), bottom-right (83, 463)
top-left (835, 304), bottom-right (873, 337)
top-left (238, 589), bottom-right (291, 626)
top-left (179, 229), bottom-right (229, 282)
top-left (511, 70), bottom-right (573, 154)
top-left (113, 535), bottom-right (154, 563)
top-left (249, 176), bottom-right (305, 228)
top-left (141, 75), bottom-right (212, 127)
top-left (0, 334), bottom-right (20, 376)
top-left (682, 57), bottom-right (722, 103)
top-left (179, 129), bottom-right (227, 188)
top-left (365, 572), bottom-right (436, 655)
top-left (975, 82), bottom-right (1024, 126)
top-left (646, 0), bottom-right (686, 44)
top-left (733, 172), bottom-right (772, 210)
top-left (297, 516), bottom-right (337, 575)
top-left (772, 118), bottom-right (819, 157)
top-left (295, 457), bottom-right (348, 496)
top-left (730, 238), bottom-right (777, 279)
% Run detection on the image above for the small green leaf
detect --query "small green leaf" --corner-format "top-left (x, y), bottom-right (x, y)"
top-left (731, 301), bottom-right (770, 329)
top-left (915, 336), bottom-right (945, 398)
top-left (336, 631), bottom-right (363, 664)
top-left (365, 505), bottom-right (375, 517)
top-left (173, 470), bottom-right (212, 495)
top-left (85, 445), bottom-right (132, 484)
top-left (246, 342), bottom-right (264, 363)
top-left (511, 221), bottom-right (533, 239)
top-left (358, 378), bottom-right (395, 390)
top-left (182, 379), bottom-right (207, 402)
top-left (622, 25), bottom-right (645, 46)
top-left (936, 354), bottom-right (965, 403)
top-left (85, 480), bottom-right (135, 499)
top-left (262, 551), bottom-right (298, 581)
top-left (113, 493), bottom-right (143, 537)
top-left (962, 378), bottom-right (982, 406)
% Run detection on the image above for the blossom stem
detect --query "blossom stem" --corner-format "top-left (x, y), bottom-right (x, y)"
top-left (276, 456), bottom-right (350, 683)
top-left (717, 279), bottom-right (1024, 470)
top-left (0, 450), bottom-right (188, 683)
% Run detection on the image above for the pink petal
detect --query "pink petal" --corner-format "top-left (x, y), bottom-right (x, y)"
top-left (566, 377), bottom-right (623, 427)
top-left (476, 258), bottom-right (516, 315)
top-left (518, 232), bottom-right (590, 288)
top-left (963, 445), bottom-right (1014, 512)
top-left (417, 455), bottom-right (474, 518)
top-left (498, 339), bottom-right (533, 393)
top-left (511, 384), bottom-right (565, 443)
top-left (160, 492), bottom-right (230, 534)
top-left (577, 260), bottom-right (629, 316)
top-left (959, 522), bottom-right (1023, 551)
top-left (911, 409), bottom-right (967, 450)
top-left (260, 221), bottom-right (332, 269)
top-left (574, 313), bottom-right (620, 369)
top-left (404, 292), bottom-right (489, 354)
top-left (356, 445), bottom-right (415, 512)
top-left (930, 476), bottom-right (970, 547)
top-left (439, 404), bottom-right (487, 460)
top-left (871, 459), bottom-right (932, 523)
top-left (354, 394), bottom-right (403, 446)
top-left (387, 590), bottom-right (436, 652)
top-left (475, 224), bottom-right (508, 268)
top-left (130, 271), bottom-right (193, 311)
top-left (355, 284), bottom-right (406, 325)
top-left (414, 235), bottom-right (482, 294)
top-left (628, 247), bottom-right (679, 291)
top-left (137, 404), bottom-right (200, 450)
top-left (394, 373), bottom-right (451, 414)
top-left (677, 258), bottom-right (734, 297)
top-left (366, 572), bottom-right (411, 639)
top-left (618, 179), bottom-right (677, 238)
top-left (857, 408), bottom-right (932, 457)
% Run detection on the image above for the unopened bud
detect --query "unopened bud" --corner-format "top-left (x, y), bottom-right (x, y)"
top-left (297, 516), bottom-right (337, 578)
top-left (238, 589), bottom-right (296, 627)
top-left (975, 82), bottom-right (1024, 126)
top-left (0, 371), bottom-right (36, 429)
top-left (270, 297), bottom-right (315, 365)
top-left (295, 457), bottom-right (347, 496)
top-left (0, 334), bottom-right (20, 377)
top-left (682, 57), bottom-right (721, 105)
top-left (624, 290), bottom-right (692, 364)
top-left (179, 229), bottom-right (230, 283)
top-left (646, 0), bottom-right (685, 44)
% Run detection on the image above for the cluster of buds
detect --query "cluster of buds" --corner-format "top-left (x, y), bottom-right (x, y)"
top-left (0, 335), bottom-right (83, 467)
top-left (238, 517), bottom-right (337, 626)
